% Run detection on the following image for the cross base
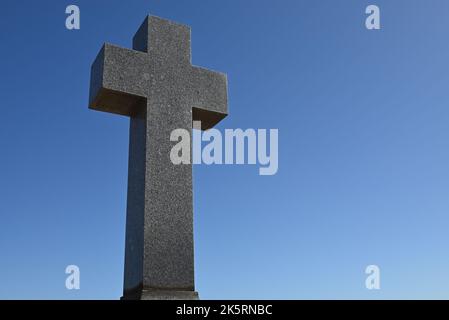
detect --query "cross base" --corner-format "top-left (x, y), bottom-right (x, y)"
top-left (121, 290), bottom-right (199, 300)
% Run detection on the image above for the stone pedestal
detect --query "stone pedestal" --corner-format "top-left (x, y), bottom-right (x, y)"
top-left (121, 290), bottom-right (199, 300)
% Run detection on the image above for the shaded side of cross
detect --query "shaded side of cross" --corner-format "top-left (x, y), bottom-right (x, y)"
top-left (89, 15), bottom-right (228, 299)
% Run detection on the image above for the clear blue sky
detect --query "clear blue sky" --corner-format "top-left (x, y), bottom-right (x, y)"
top-left (1, 0), bottom-right (449, 299)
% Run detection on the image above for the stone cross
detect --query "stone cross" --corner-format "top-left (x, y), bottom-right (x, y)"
top-left (88, 15), bottom-right (228, 300)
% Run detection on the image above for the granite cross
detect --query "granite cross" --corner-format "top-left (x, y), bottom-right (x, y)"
top-left (88, 15), bottom-right (228, 300)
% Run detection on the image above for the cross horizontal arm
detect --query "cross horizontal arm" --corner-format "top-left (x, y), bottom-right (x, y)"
top-left (190, 66), bottom-right (228, 130)
top-left (89, 43), bottom-right (149, 117)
